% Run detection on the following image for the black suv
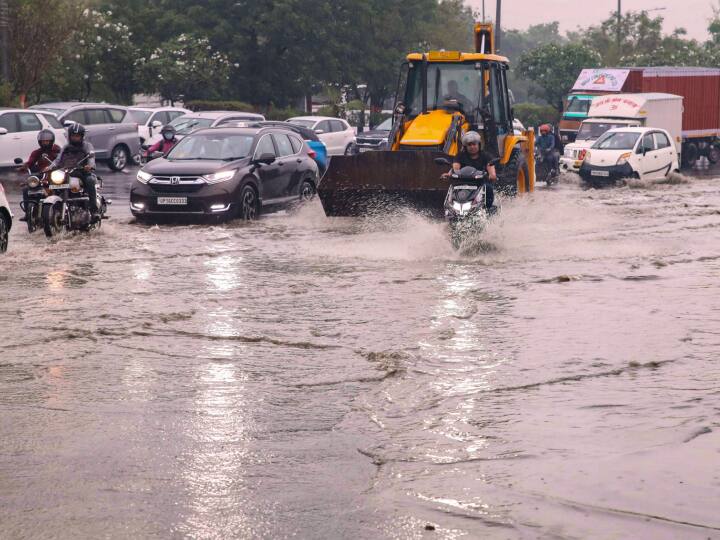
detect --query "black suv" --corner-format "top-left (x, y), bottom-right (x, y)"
top-left (130, 126), bottom-right (319, 221)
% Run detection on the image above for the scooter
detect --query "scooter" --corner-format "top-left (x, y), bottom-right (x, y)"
top-left (435, 157), bottom-right (498, 249)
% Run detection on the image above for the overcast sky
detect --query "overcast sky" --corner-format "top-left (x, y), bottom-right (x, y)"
top-left (466, 0), bottom-right (718, 41)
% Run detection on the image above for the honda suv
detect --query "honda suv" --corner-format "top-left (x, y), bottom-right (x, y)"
top-left (130, 126), bottom-right (319, 221)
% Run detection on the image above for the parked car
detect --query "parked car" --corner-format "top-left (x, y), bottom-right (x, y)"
top-left (127, 106), bottom-right (191, 144)
top-left (0, 109), bottom-right (67, 168)
top-left (0, 181), bottom-right (12, 253)
top-left (286, 116), bottom-right (355, 156)
top-left (354, 117), bottom-right (392, 153)
top-left (30, 102), bottom-right (141, 171)
top-left (224, 120), bottom-right (328, 175)
top-left (130, 125), bottom-right (319, 221)
top-left (579, 127), bottom-right (679, 184)
top-left (149, 111), bottom-right (267, 146)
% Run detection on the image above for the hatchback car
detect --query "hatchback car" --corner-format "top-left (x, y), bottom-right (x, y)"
top-left (0, 108), bottom-right (67, 168)
top-left (286, 116), bottom-right (355, 156)
top-left (0, 182), bottom-right (12, 253)
top-left (127, 106), bottom-right (191, 144)
top-left (579, 127), bottom-right (679, 185)
top-left (130, 126), bottom-right (319, 221)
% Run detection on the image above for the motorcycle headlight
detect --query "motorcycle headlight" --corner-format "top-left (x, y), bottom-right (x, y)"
top-left (202, 170), bottom-right (236, 184)
top-left (50, 170), bottom-right (66, 185)
top-left (136, 170), bottom-right (152, 184)
top-left (616, 152), bottom-right (631, 166)
top-left (27, 176), bottom-right (40, 189)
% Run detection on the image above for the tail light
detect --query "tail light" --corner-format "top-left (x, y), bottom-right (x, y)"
top-left (307, 150), bottom-right (317, 159)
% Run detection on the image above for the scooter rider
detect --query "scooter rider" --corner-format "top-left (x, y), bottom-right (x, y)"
top-left (446, 131), bottom-right (497, 208)
top-left (145, 125), bottom-right (178, 157)
top-left (537, 124), bottom-right (559, 175)
top-left (47, 123), bottom-right (100, 220)
top-left (18, 129), bottom-right (61, 221)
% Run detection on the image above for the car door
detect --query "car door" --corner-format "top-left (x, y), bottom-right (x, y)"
top-left (0, 113), bottom-right (24, 166)
top-left (637, 132), bottom-right (659, 179)
top-left (331, 119), bottom-right (353, 154)
top-left (253, 134), bottom-right (284, 202)
top-left (653, 131), bottom-right (675, 176)
top-left (315, 120), bottom-right (335, 154)
top-left (272, 132), bottom-right (300, 198)
top-left (79, 108), bottom-right (111, 156)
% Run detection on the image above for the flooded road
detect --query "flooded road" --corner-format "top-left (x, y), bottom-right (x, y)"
top-left (1, 167), bottom-right (720, 539)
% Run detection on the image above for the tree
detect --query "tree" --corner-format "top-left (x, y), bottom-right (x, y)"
top-left (517, 43), bottom-right (601, 111)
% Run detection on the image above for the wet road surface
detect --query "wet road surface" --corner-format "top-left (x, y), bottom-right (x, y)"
top-left (1, 165), bottom-right (720, 539)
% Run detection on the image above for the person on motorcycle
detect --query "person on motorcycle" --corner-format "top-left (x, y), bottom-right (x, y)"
top-left (47, 123), bottom-right (100, 221)
top-left (447, 131), bottom-right (497, 208)
top-left (537, 124), bottom-right (559, 175)
top-left (145, 125), bottom-right (178, 157)
top-left (18, 129), bottom-right (61, 221)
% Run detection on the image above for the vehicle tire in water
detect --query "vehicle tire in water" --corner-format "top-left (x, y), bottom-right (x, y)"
top-left (239, 185), bottom-right (258, 221)
top-left (26, 202), bottom-right (38, 233)
top-left (344, 144), bottom-right (354, 156)
top-left (299, 180), bottom-right (316, 202)
top-left (109, 145), bottom-right (129, 171)
top-left (0, 214), bottom-right (8, 253)
top-left (683, 142), bottom-right (699, 168)
top-left (42, 202), bottom-right (63, 237)
top-left (708, 144), bottom-right (720, 164)
top-left (499, 148), bottom-right (530, 195)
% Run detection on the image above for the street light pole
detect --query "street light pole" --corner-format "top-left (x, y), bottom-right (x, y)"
top-left (496, 0), bottom-right (502, 52)
top-left (617, 0), bottom-right (621, 52)
top-left (0, 0), bottom-right (9, 83)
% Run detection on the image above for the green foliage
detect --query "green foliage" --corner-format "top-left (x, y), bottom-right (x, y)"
top-left (0, 82), bottom-right (17, 107)
top-left (513, 103), bottom-right (559, 129)
top-left (316, 105), bottom-right (340, 118)
top-left (518, 43), bottom-right (601, 110)
top-left (263, 106), bottom-right (307, 121)
top-left (369, 112), bottom-right (392, 128)
top-left (185, 100), bottom-right (256, 112)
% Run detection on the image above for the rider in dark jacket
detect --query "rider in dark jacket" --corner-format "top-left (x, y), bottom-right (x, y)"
top-left (18, 130), bottom-right (61, 221)
top-left (47, 123), bottom-right (99, 219)
top-left (537, 124), bottom-right (559, 174)
top-left (448, 131), bottom-right (497, 208)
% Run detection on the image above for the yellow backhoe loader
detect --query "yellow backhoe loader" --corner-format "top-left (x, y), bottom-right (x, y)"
top-left (317, 23), bottom-right (535, 217)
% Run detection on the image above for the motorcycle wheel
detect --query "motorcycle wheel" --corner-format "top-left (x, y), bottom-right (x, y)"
top-left (0, 214), bottom-right (8, 253)
top-left (42, 202), bottom-right (64, 238)
top-left (26, 202), bottom-right (38, 233)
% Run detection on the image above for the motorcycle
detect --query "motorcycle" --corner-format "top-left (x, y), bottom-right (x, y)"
top-left (435, 157), bottom-right (498, 249)
top-left (14, 156), bottom-right (53, 233)
top-left (41, 154), bottom-right (110, 238)
top-left (535, 148), bottom-right (559, 186)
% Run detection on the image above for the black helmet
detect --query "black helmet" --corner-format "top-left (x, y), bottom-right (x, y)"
top-left (160, 124), bottom-right (176, 139)
top-left (67, 122), bottom-right (86, 146)
top-left (37, 129), bottom-right (55, 148)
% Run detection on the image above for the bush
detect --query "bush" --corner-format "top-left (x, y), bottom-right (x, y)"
top-left (0, 82), bottom-right (16, 107)
top-left (316, 104), bottom-right (340, 117)
top-left (185, 100), bottom-right (256, 112)
top-left (513, 103), bottom-right (559, 130)
top-left (264, 106), bottom-right (306, 121)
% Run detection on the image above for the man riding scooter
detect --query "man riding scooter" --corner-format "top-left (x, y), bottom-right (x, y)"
top-left (18, 129), bottom-right (61, 222)
top-left (537, 124), bottom-right (559, 176)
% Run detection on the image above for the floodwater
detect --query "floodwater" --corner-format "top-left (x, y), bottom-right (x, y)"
top-left (1, 167), bottom-right (719, 539)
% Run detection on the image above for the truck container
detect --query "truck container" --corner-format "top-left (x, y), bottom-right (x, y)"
top-left (559, 67), bottom-right (720, 166)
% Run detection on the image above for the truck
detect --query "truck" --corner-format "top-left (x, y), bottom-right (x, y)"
top-left (559, 67), bottom-right (720, 167)
top-left (560, 93), bottom-right (683, 173)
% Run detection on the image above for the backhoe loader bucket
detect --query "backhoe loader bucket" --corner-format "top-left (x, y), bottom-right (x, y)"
top-left (317, 151), bottom-right (450, 217)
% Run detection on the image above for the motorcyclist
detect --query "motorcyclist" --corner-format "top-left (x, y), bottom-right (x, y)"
top-left (537, 124), bottom-right (559, 175)
top-left (18, 129), bottom-right (61, 221)
top-left (46, 123), bottom-right (100, 221)
top-left (145, 125), bottom-right (178, 157)
top-left (446, 131), bottom-right (497, 209)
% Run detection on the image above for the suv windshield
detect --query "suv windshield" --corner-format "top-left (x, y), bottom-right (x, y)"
top-left (373, 117), bottom-right (392, 131)
top-left (577, 122), bottom-right (629, 141)
top-left (593, 131), bottom-right (640, 150)
top-left (169, 116), bottom-right (214, 135)
top-left (405, 61), bottom-right (483, 115)
top-left (168, 134), bottom-right (255, 161)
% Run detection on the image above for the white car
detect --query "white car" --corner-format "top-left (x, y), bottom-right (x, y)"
top-left (127, 106), bottom-right (191, 144)
top-left (579, 127), bottom-right (679, 184)
top-left (561, 121), bottom-right (640, 173)
top-left (286, 116), bottom-right (355, 156)
top-left (145, 110), bottom-right (266, 146)
top-left (0, 109), bottom-right (67, 168)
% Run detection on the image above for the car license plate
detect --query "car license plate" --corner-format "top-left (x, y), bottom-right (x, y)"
top-left (591, 170), bottom-right (610, 177)
top-left (157, 197), bottom-right (187, 205)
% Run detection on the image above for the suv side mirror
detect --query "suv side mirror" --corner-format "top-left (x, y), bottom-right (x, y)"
top-left (151, 120), bottom-right (163, 128)
top-left (254, 153), bottom-right (275, 165)
top-left (14, 157), bottom-right (24, 164)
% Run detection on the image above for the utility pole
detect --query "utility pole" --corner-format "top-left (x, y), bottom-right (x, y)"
top-left (0, 0), bottom-right (9, 83)
top-left (482, 0), bottom-right (485, 22)
top-left (496, 0), bottom-right (502, 52)
top-left (616, 0), bottom-right (622, 52)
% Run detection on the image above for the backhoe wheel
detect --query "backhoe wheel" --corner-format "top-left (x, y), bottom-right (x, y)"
top-left (42, 202), bottom-right (63, 238)
top-left (499, 148), bottom-right (530, 196)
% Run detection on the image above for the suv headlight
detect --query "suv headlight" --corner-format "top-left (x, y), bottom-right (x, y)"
top-left (137, 170), bottom-right (152, 184)
top-left (202, 170), bottom-right (236, 184)
top-left (616, 152), bottom-right (631, 166)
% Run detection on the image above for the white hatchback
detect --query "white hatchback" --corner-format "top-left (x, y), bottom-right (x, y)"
top-left (286, 116), bottom-right (355, 156)
top-left (0, 109), bottom-right (67, 168)
top-left (579, 127), bottom-right (679, 184)
top-left (127, 106), bottom-right (191, 144)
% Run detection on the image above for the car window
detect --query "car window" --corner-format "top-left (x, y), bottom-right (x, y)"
top-left (18, 113), bottom-right (43, 132)
top-left (316, 120), bottom-right (332, 133)
top-left (85, 108), bottom-right (110, 125)
top-left (41, 114), bottom-right (63, 129)
top-left (64, 110), bottom-right (86, 124)
top-left (273, 133), bottom-right (295, 156)
top-left (330, 120), bottom-right (346, 132)
top-left (288, 134), bottom-right (303, 154)
top-left (107, 108), bottom-right (126, 123)
top-left (640, 133), bottom-right (656, 152)
top-left (0, 113), bottom-right (18, 132)
top-left (151, 111), bottom-right (170, 125)
top-left (654, 132), bottom-right (671, 149)
top-left (167, 111), bottom-right (185, 122)
top-left (254, 135), bottom-right (276, 158)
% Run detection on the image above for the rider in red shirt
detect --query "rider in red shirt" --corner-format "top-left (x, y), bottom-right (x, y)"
top-left (145, 125), bottom-right (178, 157)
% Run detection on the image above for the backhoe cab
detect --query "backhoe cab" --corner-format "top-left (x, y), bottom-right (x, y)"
top-left (318, 23), bottom-right (535, 217)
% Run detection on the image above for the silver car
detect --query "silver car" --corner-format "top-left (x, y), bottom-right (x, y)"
top-left (30, 102), bottom-right (141, 171)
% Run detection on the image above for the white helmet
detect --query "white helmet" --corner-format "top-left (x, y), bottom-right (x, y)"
top-left (461, 131), bottom-right (482, 147)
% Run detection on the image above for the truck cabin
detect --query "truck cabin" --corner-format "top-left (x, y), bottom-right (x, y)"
top-left (398, 52), bottom-right (515, 146)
